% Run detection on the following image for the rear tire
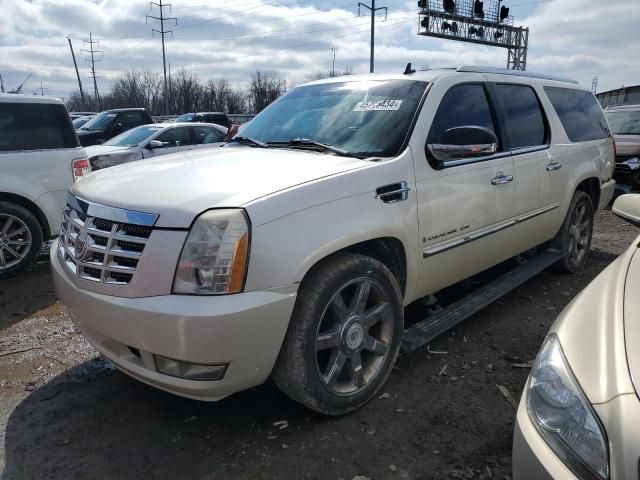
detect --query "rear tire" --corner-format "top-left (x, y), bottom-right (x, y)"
top-left (0, 201), bottom-right (43, 278)
top-left (550, 191), bottom-right (594, 273)
top-left (272, 253), bottom-right (404, 415)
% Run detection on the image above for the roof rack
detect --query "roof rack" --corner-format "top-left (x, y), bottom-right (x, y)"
top-left (456, 66), bottom-right (579, 85)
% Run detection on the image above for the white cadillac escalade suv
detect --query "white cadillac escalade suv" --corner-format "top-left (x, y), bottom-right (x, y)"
top-left (52, 66), bottom-right (615, 415)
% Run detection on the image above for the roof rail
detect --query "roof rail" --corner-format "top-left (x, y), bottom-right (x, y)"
top-left (456, 66), bottom-right (579, 85)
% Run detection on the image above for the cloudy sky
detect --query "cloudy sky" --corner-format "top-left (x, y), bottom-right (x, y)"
top-left (0, 0), bottom-right (637, 100)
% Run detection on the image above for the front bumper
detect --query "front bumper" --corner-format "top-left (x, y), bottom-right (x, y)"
top-left (51, 242), bottom-right (298, 401)
top-left (513, 390), bottom-right (579, 480)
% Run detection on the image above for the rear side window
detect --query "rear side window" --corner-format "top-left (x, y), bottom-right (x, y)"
top-left (0, 102), bottom-right (78, 151)
top-left (118, 111), bottom-right (147, 129)
top-left (495, 84), bottom-right (547, 149)
top-left (544, 87), bottom-right (609, 142)
top-left (428, 84), bottom-right (496, 144)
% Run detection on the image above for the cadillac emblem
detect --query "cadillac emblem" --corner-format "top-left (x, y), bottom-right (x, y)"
top-left (74, 229), bottom-right (89, 260)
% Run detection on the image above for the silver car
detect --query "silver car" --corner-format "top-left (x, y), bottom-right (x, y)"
top-left (85, 122), bottom-right (227, 170)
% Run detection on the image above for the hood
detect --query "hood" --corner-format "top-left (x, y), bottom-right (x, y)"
top-left (624, 245), bottom-right (640, 400)
top-left (72, 146), bottom-right (368, 228)
top-left (76, 129), bottom-right (106, 147)
top-left (85, 145), bottom-right (141, 170)
top-left (551, 240), bottom-right (639, 404)
top-left (613, 134), bottom-right (640, 158)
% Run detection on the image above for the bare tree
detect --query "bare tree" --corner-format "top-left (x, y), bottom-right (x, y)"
top-left (248, 70), bottom-right (286, 113)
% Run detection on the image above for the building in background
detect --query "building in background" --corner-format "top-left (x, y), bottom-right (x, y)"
top-left (597, 85), bottom-right (640, 107)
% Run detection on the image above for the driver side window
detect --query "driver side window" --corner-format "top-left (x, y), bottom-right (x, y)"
top-left (156, 127), bottom-right (191, 147)
top-left (427, 84), bottom-right (497, 145)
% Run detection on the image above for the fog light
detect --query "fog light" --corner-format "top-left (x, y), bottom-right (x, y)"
top-left (154, 355), bottom-right (227, 381)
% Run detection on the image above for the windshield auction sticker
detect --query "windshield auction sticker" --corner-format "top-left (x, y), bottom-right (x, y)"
top-left (353, 100), bottom-right (403, 111)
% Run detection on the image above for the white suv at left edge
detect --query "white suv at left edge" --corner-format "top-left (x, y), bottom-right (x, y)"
top-left (85, 122), bottom-right (227, 170)
top-left (0, 94), bottom-right (90, 277)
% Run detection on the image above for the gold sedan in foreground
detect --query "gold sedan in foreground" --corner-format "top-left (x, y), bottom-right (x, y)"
top-left (513, 194), bottom-right (640, 480)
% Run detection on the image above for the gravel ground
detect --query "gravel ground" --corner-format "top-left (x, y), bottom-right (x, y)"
top-left (0, 210), bottom-right (637, 480)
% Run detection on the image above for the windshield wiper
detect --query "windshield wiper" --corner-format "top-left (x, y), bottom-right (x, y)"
top-left (267, 138), bottom-right (356, 157)
top-left (229, 136), bottom-right (269, 148)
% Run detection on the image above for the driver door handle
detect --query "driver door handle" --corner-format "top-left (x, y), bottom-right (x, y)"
top-left (491, 174), bottom-right (514, 185)
top-left (546, 162), bottom-right (563, 172)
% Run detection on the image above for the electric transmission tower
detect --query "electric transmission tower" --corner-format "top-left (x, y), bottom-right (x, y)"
top-left (147, 0), bottom-right (177, 115)
top-left (82, 32), bottom-right (102, 111)
top-left (358, 0), bottom-right (388, 73)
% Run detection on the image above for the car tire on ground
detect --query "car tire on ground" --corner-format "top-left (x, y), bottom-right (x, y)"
top-left (272, 252), bottom-right (404, 415)
top-left (551, 191), bottom-right (594, 273)
top-left (0, 201), bottom-right (43, 278)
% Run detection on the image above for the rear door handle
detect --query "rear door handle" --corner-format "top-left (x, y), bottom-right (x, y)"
top-left (491, 174), bottom-right (514, 185)
top-left (546, 162), bottom-right (562, 172)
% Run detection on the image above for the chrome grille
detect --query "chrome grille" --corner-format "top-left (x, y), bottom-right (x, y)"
top-left (58, 205), bottom-right (153, 285)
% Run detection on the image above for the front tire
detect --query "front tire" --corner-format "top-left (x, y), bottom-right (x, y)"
top-left (272, 253), bottom-right (404, 415)
top-left (0, 201), bottom-right (43, 278)
top-left (551, 191), bottom-right (594, 273)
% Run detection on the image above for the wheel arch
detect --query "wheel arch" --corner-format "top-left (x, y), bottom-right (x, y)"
top-left (575, 177), bottom-right (600, 211)
top-left (298, 237), bottom-right (408, 299)
top-left (0, 192), bottom-right (51, 239)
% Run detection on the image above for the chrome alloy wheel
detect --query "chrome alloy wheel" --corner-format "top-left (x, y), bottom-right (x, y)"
top-left (0, 214), bottom-right (32, 271)
top-left (315, 277), bottom-right (394, 396)
top-left (567, 202), bottom-right (590, 266)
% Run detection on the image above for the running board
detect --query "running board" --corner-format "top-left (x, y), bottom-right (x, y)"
top-left (401, 250), bottom-right (564, 353)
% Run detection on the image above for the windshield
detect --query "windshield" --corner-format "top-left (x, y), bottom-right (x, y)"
top-left (176, 113), bottom-right (195, 122)
top-left (104, 125), bottom-right (162, 147)
top-left (79, 112), bottom-right (117, 131)
top-left (606, 111), bottom-right (640, 135)
top-left (238, 79), bottom-right (428, 157)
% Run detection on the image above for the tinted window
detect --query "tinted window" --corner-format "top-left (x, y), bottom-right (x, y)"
top-left (206, 114), bottom-right (230, 127)
top-left (0, 102), bottom-right (78, 151)
top-left (175, 113), bottom-right (195, 122)
top-left (156, 126), bottom-right (191, 146)
top-left (80, 112), bottom-right (116, 131)
top-left (239, 80), bottom-right (428, 158)
top-left (605, 111), bottom-right (640, 135)
top-left (118, 111), bottom-right (146, 129)
top-left (544, 87), bottom-right (609, 142)
top-left (495, 84), bottom-right (547, 149)
top-left (192, 126), bottom-right (223, 144)
top-left (427, 84), bottom-right (496, 144)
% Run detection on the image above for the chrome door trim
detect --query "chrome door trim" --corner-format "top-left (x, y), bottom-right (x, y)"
top-left (67, 193), bottom-right (159, 226)
top-left (422, 203), bottom-right (560, 258)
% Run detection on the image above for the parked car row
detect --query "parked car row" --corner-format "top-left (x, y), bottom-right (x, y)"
top-left (605, 104), bottom-right (640, 193)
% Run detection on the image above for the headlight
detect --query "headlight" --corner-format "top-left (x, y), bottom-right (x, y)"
top-left (527, 334), bottom-right (609, 480)
top-left (173, 209), bottom-right (250, 295)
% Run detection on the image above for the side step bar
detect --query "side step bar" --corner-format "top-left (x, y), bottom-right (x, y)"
top-left (401, 249), bottom-right (564, 353)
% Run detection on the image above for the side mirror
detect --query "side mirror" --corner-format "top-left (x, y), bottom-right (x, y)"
top-left (612, 194), bottom-right (640, 227)
top-left (427, 126), bottom-right (498, 164)
top-left (147, 140), bottom-right (165, 149)
top-left (112, 122), bottom-right (124, 135)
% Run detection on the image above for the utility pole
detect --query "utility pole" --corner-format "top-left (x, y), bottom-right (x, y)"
top-left (38, 81), bottom-right (48, 96)
top-left (330, 47), bottom-right (337, 77)
top-left (0, 74), bottom-right (4, 93)
top-left (82, 32), bottom-right (102, 111)
top-left (358, 0), bottom-right (387, 73)
top-left (147, 0), bottom-right (177, 115)
top-left (592, 76), bottom-right (599, 94)
top-left (67, 37), bottom-right (86, 110)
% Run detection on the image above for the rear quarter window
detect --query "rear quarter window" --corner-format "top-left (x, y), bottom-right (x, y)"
top-left (0, 102), bottom-right (78, 151)
top-left (544, 87), bottom-right (609, 142)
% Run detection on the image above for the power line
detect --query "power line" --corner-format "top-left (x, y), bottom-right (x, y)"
top-left (169, 17), bottom-right (414, 70)
top-left (81, 32), bottom-right (102, 110)
top-left (147, 0), bottom-right (177, 115)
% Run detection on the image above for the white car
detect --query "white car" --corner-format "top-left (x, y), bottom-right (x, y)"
top-left (52, 66), bottom-right (615, 415)
top-left (85, 122), bottom-right (227, 170)
top-left (0, 94), bottom-right (90, 277)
